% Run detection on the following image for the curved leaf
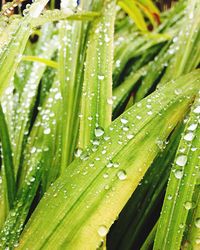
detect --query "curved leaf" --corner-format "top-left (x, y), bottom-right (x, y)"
top-left (14, 70), bottom-right (200, 250)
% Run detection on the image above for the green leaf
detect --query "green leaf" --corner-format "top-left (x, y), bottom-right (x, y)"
top-left (0, 103), bottom-right (15, 210)
top-left (154, 90), bottom-right (200, 250)
top-left (108, 122), bottom-right (184, 249)
top-left (0, 0), bottom-right (49, 98)
top-left (182, 185), bottom-right (200, 249)
top-left (13, 70), bottom-right (200, 250)
top-left (78, 0), bottom-right (116, 149)
top-left (22, 56), bottom-right (58, 69)
top-left (0, 78), bottom-right (62, 247)
top-left (12, 24), bottom-right (57, 176)
top-left (161, 0), bottom-right (200, 83)
top-left (58, 0), bottom-right (102, 169)
top-left (118, 0), bottom-right (148, 31)
top-left (30, 10), bottom-right (100, 27)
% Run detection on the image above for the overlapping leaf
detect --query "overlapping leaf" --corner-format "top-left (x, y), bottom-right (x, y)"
top-left (14, 70), bottom-right (200, 250)
top-left (154, 91), bottom-right (200, 250)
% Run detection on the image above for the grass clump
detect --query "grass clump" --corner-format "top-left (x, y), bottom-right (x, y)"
top-left (0, 0), bottom-right (199, 249)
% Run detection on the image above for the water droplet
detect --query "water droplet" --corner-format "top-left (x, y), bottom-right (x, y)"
top-left (29, 2), bottom-right (45, 18)
top-left (174, 170), bottom-right (183, 179)
top-left (30, 147), bottom-right (36, 154)
top-left (113, 162), bottom-right (120, 168)
top-left (174, 89), bottom-right (182, 95)
top-left (183, 201), bottom-right (193, 210)
top-left (74, 148), bottom-right (83, 158)
top-left (104, 36), bottom-right (110, 43)
top-left (55, 92), bottom-right (62, 100)
top-left (89, 162), bottom-right (94, 167)
top-left (115, 60), bottom-right (120, 68)
top-left (189, 12), bottom-right (194, 19)
top-left (95, 127), bottom-right (104, 137)
top-left (184, 132), bottom-right (194, 141)
top-left (107, 98), bottom-right (113, 105)
top-left (188, 123), bottom-right (197, 131)
top-left (147, 111), bottom-right (153, 115)
top-left (127, 134), bottom-right (134, 140)
top-left (122, 126), bottom-right (129, 131)
top-left (193, 106), bottom-right (200, 114)
top-left (98, 75), bottom-right (105, 80)
top-left (167, 195), bottom-right (173, 200)
top-left (91, 139), bottom-right (100, 146)
top-left (176, 155), bottom-right (187, 167)
top-left (117, 170), bottom-right (127, 180)
top-left (88, 116), bottom-right (93, 121)
top-left (98, 225), bottom-right (108, 237)
top-left (120, 118), bottom-right (128, 124)
top-left (156, 139), bottom-right (164, 150)
top-left (30, 176), bottom-right (35, 182)
top-left (179, 223), bottom-right (184, 229)
top-left (44, 128), bottom-right (51, 135)
top-left (103, 173), bottom-right (109, 179)
top-left (195, 218), bottom-right (200, 228)
top-left (106, 161), bottom-right (113, 168)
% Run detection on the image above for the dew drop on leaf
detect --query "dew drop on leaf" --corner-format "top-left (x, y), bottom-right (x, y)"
top-left (183, 201), bottom-right (193, 210)
top-left (193, 106), bottom-right (200, 114)
top-left (43, 128), bottom-right (51, 135)
top-left (167, 195), bottom-right (173, 200)
top-left (127, 134), bottom-right (134, 140)
top-left (122, 126), bottom-right (129, 131)
top-left (117, 170), bottom-right (127, 180)
top-left (106, 161), bottom-right (113, 168)
top-left (30, 147), bottom-right (37, 154)
top-left (104, 184), bottom-right (109, 190)
top-left (176, 155), bottom-right (187, 167)
top-left (74, 148), bottom-right (83, 158)
top-left (174, 170), bottom-right (183, 179)
top-left (103, 173), bottom-right (109, 179)
top-left (179, 223), bottom-right (184, 229)
top-left (95, 127), bottom-right (104, 137)
top-left (98, 75), bottom-right (105, 80)
top-left (174, 89), bottom-right (182, 95)
top-left (107, 98), bottom-right (113, 105)
top-left (113, 162), bottom-right (120, 168)
top-left (188, 123), bottom-right (197, 131)
top-left (120, 118), bottom-right (128, 124)
top-left (156, 138), bottom-right (164, 150)
top-left (184, 132), bottom-right (194, 141)
top-left (98, 225), bottom-right (108, 237)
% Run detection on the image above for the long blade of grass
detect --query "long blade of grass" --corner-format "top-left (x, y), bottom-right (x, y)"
top-left (0, 0), bottom-right (49, 98)
top-left (78, 0), bottom-right (116, 149)
top-left (13, 70), bottom-right (200, 250)
top-left (31, 10), bottom-right (100, 27)
top-left (22, 56), bottom-right (58, 69)
top-left (0, 171), bottom-right (7, 229)
top-left (118, 0), bottom-right (148, 31)
top-left (58, 0), bottom-right (102, 169)
top-left (140, 222), bottom-right (157, 250)
top-left (182, 185), bottom-right (200, 249)
top-left (13, 24), bottom-right (57, 177)
top-left (0, 78), bottom-right (62, 247)
top-left (161, 0), bottom-right (200, 84)
top-left (107, 122), bottom-right (184, 250)
top-left (0, 103), bottom-right (15, 210)
top-left (154, 91), bottom-right (200, 250)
